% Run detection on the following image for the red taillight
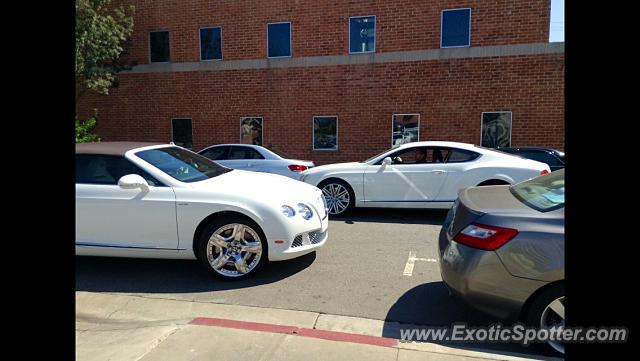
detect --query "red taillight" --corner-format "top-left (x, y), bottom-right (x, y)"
top-left (453, 223), bottom-right (518, 251)
top-left (288, 164), bottom-right (308, 172)
top-left (540, 169), bottom-right (549, 175)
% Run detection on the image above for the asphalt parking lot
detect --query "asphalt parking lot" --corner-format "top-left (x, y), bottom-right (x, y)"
top-left (76, 208), bottom-right (544, 356)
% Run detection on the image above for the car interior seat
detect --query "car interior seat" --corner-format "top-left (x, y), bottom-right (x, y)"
top-left (86, 158), bottom-right (115, 183)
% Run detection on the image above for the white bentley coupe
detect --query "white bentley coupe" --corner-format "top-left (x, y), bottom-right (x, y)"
top-left (299, 141), bottom-right (551, 216)
top-left (76, 142), bottom-right (328, 280)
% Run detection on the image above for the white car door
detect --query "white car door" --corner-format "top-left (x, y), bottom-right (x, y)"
top-left (75, 155), bottom-right (179, 249)
top-left (363, 147), bottom-right (450, 202)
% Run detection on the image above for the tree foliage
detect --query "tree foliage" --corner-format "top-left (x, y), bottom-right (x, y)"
top-left (76, 0), bottom-right (134, 102)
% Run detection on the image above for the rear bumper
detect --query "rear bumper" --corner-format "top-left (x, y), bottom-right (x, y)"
top-left (438, 225), bottom-right (546, 321)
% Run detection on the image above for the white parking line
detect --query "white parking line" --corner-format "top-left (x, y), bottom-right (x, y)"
top-left (403, 251), bottom-right (437, 277)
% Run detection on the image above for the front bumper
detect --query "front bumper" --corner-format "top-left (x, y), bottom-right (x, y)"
top-left (266, 202), bottom-right (329, 262)
top-left (438, 225), bottom-right (545, 321)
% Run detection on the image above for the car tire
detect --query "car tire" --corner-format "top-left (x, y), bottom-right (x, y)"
top-left (318, 179), bottom-right (355, 217)
top-left (524, 283), bottom-right (565, 356)
top-left (197, 215), bottom-right (267, 281)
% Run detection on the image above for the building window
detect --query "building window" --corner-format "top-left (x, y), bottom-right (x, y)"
top-left (349, 16), bottom-right (376, 53)
top-left (392, 114), bottom-right (420, 146)
top-left (481, 112), bottom-right (512, 148)
top-left (200, 27), bottom-right (222, 60)
top-left (240, 117), bottom-right (263, 145)
top-left (171, 118), bottom-right (193, 149)
top-left (267, 22), bottom-right (291, 58)
top-left (149, 31), bottom-right (170, 63)
top-left (441, 8), bottom-right (471, 48)
top-left (313, 116), bottom-right (338, 151)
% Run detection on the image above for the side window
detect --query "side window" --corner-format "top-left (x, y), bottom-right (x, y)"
top-left (445, 149), bottom-right (480, 163)
top-left (229, 147), bottom-right (264, 160)
top-left (76, 155), bottom-right (163, 186)
top-left (200, 147), bottom-right (228, 160)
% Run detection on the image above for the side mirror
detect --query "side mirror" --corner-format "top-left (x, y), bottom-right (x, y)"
top-left (118, 174), bottom-right (149, 192)
top-left (382, 157), bottom-right (392, 166)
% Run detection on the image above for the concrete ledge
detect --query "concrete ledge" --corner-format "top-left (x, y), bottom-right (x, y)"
top-left (125, 42), bottom-right (564, 74)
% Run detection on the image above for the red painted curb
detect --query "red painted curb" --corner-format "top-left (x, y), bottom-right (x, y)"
top-left (190, 317), bottom-right (398, 348)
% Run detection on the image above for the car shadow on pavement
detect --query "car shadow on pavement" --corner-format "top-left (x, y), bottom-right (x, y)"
top-left (382, 282), bottom-right (549, 358)
top-left (332, 208), bottom-right (449, 225)
top-left (75, 251), bottom-right (316, 293)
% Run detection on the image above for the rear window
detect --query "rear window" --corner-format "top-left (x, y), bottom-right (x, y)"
top-left (510, 169), bottom-right (564, 212)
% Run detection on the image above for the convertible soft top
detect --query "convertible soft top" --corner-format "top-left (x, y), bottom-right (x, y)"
top-left (75, 142), bottom-right (164, 156)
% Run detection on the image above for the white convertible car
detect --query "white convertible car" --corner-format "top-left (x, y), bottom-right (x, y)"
top-left (299, 141), bottom-right (551, 216)
top-left (76, 142), bottom-right (328, 280)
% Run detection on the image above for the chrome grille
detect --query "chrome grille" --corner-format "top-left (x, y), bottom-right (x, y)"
top-left (291, 229), bottom-right (327, 248)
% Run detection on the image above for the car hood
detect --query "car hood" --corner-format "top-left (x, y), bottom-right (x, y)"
top-left (189, 169), bottom-right (321, 203)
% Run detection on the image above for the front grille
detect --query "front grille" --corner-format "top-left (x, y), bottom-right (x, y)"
top-left (291, 229), bottom-right (327, 248)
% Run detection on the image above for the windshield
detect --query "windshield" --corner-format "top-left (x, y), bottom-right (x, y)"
top-left (136, 146), bottom-right (232, 183)
top-left (362, 147), bottom-right (398, 163)
top-left (510, 169), bottom-right (565, 212)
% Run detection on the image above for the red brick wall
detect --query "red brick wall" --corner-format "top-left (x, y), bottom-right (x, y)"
top-left (115, 0), bottom-right (550, 64)
top-left (77, 53), bottom-right (564, 165)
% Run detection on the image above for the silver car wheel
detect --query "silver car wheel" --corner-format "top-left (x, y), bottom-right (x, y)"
top-left (540, 296), bottom-right (565, 354)
top-left (322, 183), bottom-right (350, 216)
top-left (206, 223), bottom-right (262, 278)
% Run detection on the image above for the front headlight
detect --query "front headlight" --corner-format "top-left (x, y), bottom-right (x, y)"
top-left (297, 203), bottom-right (313, 220)
top-left (281, 205), bottom-right (296, 217)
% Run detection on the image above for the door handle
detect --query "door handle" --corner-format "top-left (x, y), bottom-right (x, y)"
top-left (432, 170), bottom-right (446, 174)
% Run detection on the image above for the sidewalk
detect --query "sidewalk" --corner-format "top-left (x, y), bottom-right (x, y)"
top-left (76, 292), bottom-right (561, 361)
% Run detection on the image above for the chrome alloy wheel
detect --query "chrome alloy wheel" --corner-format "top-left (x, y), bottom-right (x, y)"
top-left (206, 223), bottom-right (262, 278)
top-left (322, 183), bottom-right (350, 215)
top-left (540, 296), bottom-right (565, 354)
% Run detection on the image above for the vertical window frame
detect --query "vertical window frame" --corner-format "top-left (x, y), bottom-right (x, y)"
top-left (440, 8), bottom-right (472, 49)
top-left (240, 117), bottom-right (264, 146)
top-left (391, 113), bottom-right (421, 147)
top-left (199, 26), bottom-right (223, 61)
top-left (480, 111), bottom-right (513, 148)
top-left (266, 21), bottom-right (292, 58)
top-left (312, 115), bottom-right (339, 151)
top-left (349, 15), bottom-right (376, 54)
top-left (148, 30), bottom-right (171, 63)
top-left (171, 117), bottom-right (193, 149)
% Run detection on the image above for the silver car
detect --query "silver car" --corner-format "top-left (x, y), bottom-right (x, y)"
top-left (438, 169), bottom-right (564, 354)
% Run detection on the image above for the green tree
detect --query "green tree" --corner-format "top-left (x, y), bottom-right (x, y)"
top-left (75, 0), bottom-right (134, 102)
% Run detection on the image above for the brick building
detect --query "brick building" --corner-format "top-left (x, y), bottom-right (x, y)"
top-left (76, 0), bottom-right (565, 165)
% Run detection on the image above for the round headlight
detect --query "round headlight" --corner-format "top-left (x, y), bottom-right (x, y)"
top-left (297, 203), bottom-right (313, 220)
top-left (281, 205), bottom-right (296, 217)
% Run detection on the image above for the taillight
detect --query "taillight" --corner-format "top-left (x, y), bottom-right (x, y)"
top-left (453, 223), bottom-right (518, 251)
top-left (540, 169), bottom-right (549, 175)
top-left (288, 164), bottom-right (308, 172)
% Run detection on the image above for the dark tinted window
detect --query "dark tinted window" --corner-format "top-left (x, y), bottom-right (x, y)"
top-left (76, 155), bottom-right (163, 186)
top-left (521, 151), bottom-right (563, 166)
top-left (200, 27), bottom-right (222, 60)
top-left (385, 147), bottom-right (446, 165)
top-left (136, 147), bottom-right (231, 183)
top-left (172, 118), bottom-right (193, 149)
top-left (350, 16), bottom-right (375, 53)
top-left (149, 31), bottom-right (170, 62)
top-left (441, 9), bottom-right (471, 48)
top-left (267, 22), bottom-right (291, 57)
top-left (446, 148), bottom-right (480, 163)
top-left (229, 147), bottom-right (264, 160)
top-left (200, 147), bottom-right (228, 160)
